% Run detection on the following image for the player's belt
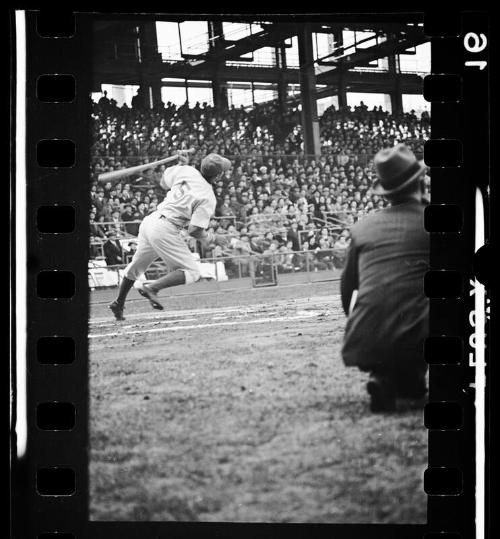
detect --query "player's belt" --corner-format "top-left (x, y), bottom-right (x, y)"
top-left (158, 213), bottom-right (184, 230)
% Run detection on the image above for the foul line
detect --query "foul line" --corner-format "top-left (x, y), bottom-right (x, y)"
top-left (90, 305), bottom-right (245, 325)
top-left (91, 317), bottom-right (198, 330)
top-left (90, 294), bottom-right (341, 325)
top-left (89, 312), bottom-right (321, 339)
top-left (89, 278), bottom-right (341, 307)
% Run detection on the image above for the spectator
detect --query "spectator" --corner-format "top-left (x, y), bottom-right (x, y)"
top-left (121, 204), bottom-right (138, 236)
top-left (98, 90), bottom-right (110, 108)
top-left (95, 215), bottom-right (109, 237)
top-left (299, 241), bottom-right (315, 270)
top-left (90, 211), bottom-right (106, 239)
top-left (89, 100), bottom-right (430, 267)
top-left (89, 235), bottom-right (103, 259)
top-left (333, 231), bottom-right (350, 268)
top-left (286, 222), bottom-right (301, 251)
top-left (109, 210), bottom-right (125, 237)
top-left (278, 241), bottom-right (297, 272)
top-left (103, 231), bottom-right (124, 267)
top-left (230, 234), bottom-right (254, 277)
top-left (125, 240), bottom-right (138, 263)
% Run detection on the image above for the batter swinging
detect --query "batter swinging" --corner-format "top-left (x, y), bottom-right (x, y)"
top-left (109, 152), bottom-right (231, 321)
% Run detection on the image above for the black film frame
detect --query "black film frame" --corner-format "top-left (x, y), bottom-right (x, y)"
top-left (10, 9), bottom-right (491, 539)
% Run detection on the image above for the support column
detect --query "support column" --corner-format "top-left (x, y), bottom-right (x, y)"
top-left (139, 22), bottom-right (161, 62)
top-left (276, 46), bottom-right (288, 117)
top-left (297, 24), bottom-right (321, 157)
top-left (138, 22), bottom-right (163, 109)
top-left (334, 30), bottom-right (347, 110)
top-left (150, 80), bottom-right (162, 109)
top-left (208, 21), bottom-right (228, 111)
top-left (212, 75), bottom-right (228, 111)
top-left (337, 72), bottom-right (347, 110)
top-left (388, 44), bottom-right (403, 115)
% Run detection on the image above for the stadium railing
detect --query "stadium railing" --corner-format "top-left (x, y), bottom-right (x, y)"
top-left (88, 247), bottom-right (348, 291)
top-left (91, 215), bottom-right (241, 232)
top-left (90, 211), bottom-right (351, 235)
top-left (90, 207), bottom-right (361, 256)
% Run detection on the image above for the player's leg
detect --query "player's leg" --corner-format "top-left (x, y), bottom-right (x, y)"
top-left (147, 268), bottom-right (187, 290)
top-left (137, 259), bottom-right (198, 308)
top-left (109, 229), bottom-right (157, 319)
top-left (136, 220), bottom-right (201, 309)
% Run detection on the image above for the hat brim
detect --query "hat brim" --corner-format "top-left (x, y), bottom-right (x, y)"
top-left (371, 160), bottom-right (427, 196)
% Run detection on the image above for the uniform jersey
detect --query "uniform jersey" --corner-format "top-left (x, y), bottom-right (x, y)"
top-left (157, 164), bottom-right (216, 229)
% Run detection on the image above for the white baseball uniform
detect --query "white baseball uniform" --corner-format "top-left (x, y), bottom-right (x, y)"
top-left (123, 164), bottom-right (216, 283)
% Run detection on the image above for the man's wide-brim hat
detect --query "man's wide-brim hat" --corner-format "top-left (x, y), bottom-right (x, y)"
top-left (372, 143), bottom-right (427, 195)
top-left (201, 153), bottom-right (231, 179)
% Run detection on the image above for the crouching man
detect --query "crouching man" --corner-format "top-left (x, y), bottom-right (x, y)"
top-left (341, 144), bottom-right (429, 413)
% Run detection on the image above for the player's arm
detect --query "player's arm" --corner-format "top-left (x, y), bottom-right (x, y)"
top-left (186, 196), bottom-right (230, 247)
top-left (159, 154), bottom-right (189, 191)
top-left (160, 165), bottom-right (180, 191)
top-left (187, 224), bottom-right (209, 240)
top-left (187, 197), bottom-right (219, 245)
top-left (187, 225), bottom-right (228, 248)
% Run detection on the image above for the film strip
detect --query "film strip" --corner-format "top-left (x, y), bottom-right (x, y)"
top-left (11, 9), bottom-right (491, 539)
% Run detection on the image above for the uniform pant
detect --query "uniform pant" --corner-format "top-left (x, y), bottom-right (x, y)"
top-left (123, 213), bottom-right (199, 281)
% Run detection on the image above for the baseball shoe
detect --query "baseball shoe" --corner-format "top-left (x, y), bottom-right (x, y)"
top-left (109, 301), bottom-right (125, 321)
top-left (366, 376), bottom-right (396, 413)
top-left (137, 282), bottom-right (164, 310)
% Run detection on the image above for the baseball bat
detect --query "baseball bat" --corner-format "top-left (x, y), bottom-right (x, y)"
top-left (97, 149), bottom-right (194, 182)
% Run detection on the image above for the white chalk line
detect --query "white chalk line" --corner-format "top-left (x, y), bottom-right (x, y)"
top-left (92, 313), bottom-right (254, 331)
top-left (89, 307), bottom-right (330, 335)
top-left (90, 305), bottom-right (251, 325)
top-left (91, 306), bottom-right (283, 329)
top-left (102, 317), bottom-right (198, 331)
top-left (90, 304), bottom-right (338, 332)
top-left (90, 294), bottom-right (340, 326)
top-left (89, 311), bottom-right (324, 339)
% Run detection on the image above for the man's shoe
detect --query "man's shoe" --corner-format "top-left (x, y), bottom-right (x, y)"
top-left (137, 282), bottom-right (164, 310)
top-left (366, 377), bottom-right (396, 413)
top-left (109, 301), bottom-right (125, 321)
top-left (395, 396), bottom-right (427, 412)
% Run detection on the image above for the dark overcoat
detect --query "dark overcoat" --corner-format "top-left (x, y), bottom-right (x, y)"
top-left (341, 200), bottom-right (429, 370)
top-left (103, 239), bottom-right (123, 267)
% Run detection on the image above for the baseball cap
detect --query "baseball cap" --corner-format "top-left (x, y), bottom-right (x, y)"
top-left (201, 153), bottom-right (231, 179)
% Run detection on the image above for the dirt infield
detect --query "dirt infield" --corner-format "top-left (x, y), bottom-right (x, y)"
top-left (89, 278), bottom-right (427, 523)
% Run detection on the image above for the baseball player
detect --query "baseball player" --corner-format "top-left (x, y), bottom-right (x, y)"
top-left (109, 153), bottom-right (231, 321)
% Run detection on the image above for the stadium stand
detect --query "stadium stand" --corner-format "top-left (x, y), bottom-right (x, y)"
top-left (90, 98), bottom-right (430, 275)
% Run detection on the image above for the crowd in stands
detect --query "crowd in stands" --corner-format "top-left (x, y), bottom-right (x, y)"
top-left (90, 95), bottom-right (430, 274)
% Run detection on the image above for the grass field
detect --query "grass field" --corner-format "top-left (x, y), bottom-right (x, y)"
top-left (89, 272), bottom-right (427, 523)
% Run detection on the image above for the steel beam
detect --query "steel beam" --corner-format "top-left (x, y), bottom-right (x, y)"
top-left (316, 31), bottom-right (427, 82)
top-left (297, 24), bottom-right (320, 156)
top-left (95, 62), bottom-right (423, 93)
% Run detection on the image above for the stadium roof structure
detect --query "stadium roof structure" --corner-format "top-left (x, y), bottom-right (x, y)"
top-left (92, 17), bottom-right (429, 154)
top-left (92, 18), bottom-right (429, 97)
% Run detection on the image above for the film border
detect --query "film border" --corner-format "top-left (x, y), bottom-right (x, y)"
top-left (11, 9), bottom-right (488, 539)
